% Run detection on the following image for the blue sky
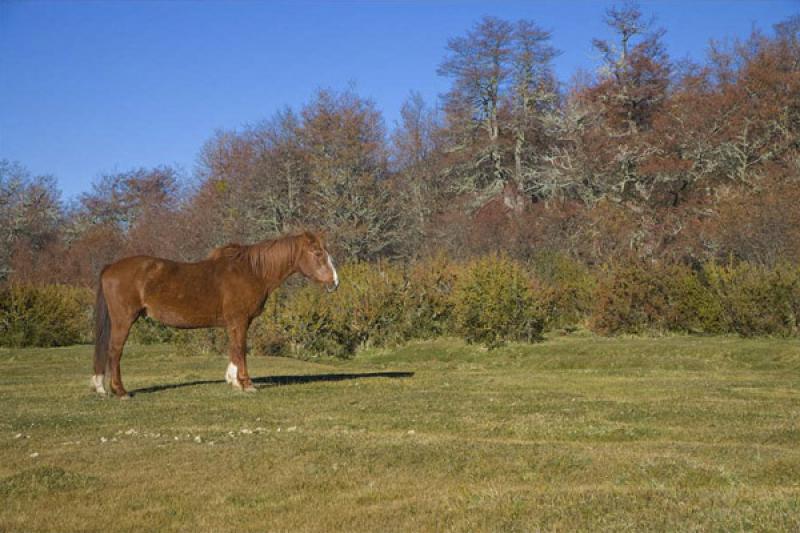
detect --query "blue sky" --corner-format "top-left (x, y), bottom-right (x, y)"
top-left (1, 0), bottom-right (796, 199)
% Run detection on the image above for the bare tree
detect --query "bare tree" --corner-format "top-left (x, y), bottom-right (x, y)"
top-left (300, 88), bottom-right (405, 260)
top-left (0, 160), bottom-right (62, 282)
top-left (390, 92), bottom-right (444, 252)
top-left (247, 108), bottom-right (310, 235)
top-left (510, 20), bottom-right (560, 188)
top-left (438, 16), bottom-right (515, 184)
top-left (79, 167), bottom-right (180, 231)
top-left (592, 1), bottom-right (670, 134)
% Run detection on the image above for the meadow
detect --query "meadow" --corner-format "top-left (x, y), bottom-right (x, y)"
top-left (1, 334), bottom-right (799, 532)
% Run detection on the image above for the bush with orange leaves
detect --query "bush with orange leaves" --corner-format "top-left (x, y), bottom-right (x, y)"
top-left (590, 261), bottom-right (724, 335)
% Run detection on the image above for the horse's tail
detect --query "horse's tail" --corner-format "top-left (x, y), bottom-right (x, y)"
top-left (92, 273), bottom-right (111, 388)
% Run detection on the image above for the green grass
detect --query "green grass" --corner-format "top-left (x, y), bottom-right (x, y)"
top-left (1, 334), bottom-right (799, 532)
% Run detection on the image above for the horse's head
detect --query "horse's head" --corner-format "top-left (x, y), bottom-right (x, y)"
top-left (296, 231), bottom-right (339, 292)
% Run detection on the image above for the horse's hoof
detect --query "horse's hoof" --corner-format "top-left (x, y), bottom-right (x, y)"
top-left (118, 393), bottom-right (132, 400)
top-left (243, 385), bottom-right (257, 393)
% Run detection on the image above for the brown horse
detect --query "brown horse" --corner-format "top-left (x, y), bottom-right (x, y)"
top-left (91, 231), bottom-right (339, 398)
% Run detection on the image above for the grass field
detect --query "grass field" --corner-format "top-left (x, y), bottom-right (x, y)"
top-left (1, 333), bottom-right (799, 532)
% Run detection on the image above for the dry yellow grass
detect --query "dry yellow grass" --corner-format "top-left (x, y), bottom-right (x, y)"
top-left (1, 334), bottom-right (799, 531)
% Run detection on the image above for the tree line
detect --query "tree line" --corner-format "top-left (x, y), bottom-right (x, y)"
top-left (2, 4), bottom-right (799, 287)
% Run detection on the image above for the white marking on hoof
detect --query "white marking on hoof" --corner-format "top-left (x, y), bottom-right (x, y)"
top-left (91, 374), bottom-right (107, 395)
top-left (225, 363), bottom-right (241, 389)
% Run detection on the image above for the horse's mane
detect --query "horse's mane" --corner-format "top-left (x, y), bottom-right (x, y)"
top-left (206, 231), bottom-right (321, 279)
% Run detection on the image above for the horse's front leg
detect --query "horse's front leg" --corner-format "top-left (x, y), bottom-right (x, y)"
top-left (226, 319), bottom-right (255, 392)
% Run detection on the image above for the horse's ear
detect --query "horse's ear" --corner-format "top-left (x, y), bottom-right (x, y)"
top-left (301, 230), bottom-right (318, 248)
top-left (304, 229), bottom-right (325, 245)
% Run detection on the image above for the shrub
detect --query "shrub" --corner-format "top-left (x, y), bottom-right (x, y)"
top-left (530, 252), bottom-right (597, 330)
top-left (129, 317), bottom-right (175, 345)
top-left (270, 262), bottom-right (408, 358)
top-left (590, 261), bottom-right (723, 335)
top-left (173, 328), bottom-right (228, 356)
top-left (0, 284), bottom-right (93, 347)
top-left (249, 290), bottom-right (290, 357)
top-left (452, 254), bottom-right (545, 348)
top-left (705, 262), bottom-right (800, 337)
top-left (403, 254), bottom-right (459, 339)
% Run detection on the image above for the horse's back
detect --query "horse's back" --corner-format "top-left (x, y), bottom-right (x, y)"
top-left (102, 255), bottom-right (177, 287)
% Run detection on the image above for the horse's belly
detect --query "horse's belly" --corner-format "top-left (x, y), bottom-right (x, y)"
top-left (145, 306), bottom-right (219, 328)
top-left (143, 290), bottom-right (222, 328)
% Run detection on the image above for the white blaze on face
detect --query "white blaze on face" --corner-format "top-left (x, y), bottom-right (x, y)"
top-left (327, 254), bottom-right (338, 288)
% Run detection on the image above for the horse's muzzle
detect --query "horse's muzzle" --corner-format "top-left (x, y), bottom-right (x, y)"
top-left (326, 279), bottom-right (339, 293)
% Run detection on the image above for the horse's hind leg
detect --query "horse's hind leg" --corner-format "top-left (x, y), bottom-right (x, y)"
top-left (108, 315), bottom-right (137, 399)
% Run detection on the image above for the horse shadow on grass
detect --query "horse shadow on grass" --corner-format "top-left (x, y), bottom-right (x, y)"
top-left (129, 371), bottom-right (415, 396)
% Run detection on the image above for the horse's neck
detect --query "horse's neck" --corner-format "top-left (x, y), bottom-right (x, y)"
top-left (264, 263), bottom-right (297, 291)
top-left (259, 239), bottom-right (300, 291)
